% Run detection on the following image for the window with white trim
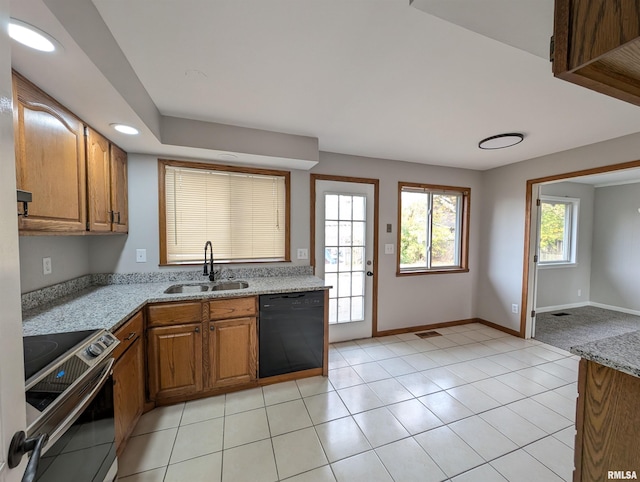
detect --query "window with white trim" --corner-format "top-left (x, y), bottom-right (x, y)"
top-left (160, 159), bottom-right (289, 265)
top-left (539, 196), bottom-right (579, 265)
top-left (398, 182), bottom-right (470, 274)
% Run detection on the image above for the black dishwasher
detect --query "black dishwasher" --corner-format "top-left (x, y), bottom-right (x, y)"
top-left (259, 291), bottom-right (324, 378)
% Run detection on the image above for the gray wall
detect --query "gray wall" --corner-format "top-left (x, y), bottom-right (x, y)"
top-left (312, 152), bottom-right (482, 332)
top-left (92, 151), bottom-right (482, 333)
top-left (478, 131), bottom-right (640, 332)
top-left (536, 182), bottom-right (594, 310)
top-left (20, 150), bottom-right (481, 333)
top-left (19, 237), bottom-right (90, 293)
top-left (590, 182), bottom-right (640, 312)
top-left (88, 154), bottom-right (312, 273)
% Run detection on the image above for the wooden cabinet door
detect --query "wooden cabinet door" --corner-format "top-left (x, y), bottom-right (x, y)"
top-left (13, 72), bottom-right (86, 232)
top-left (87, 128), bottom-right (112, 232)
top-left (208, 317), bottom-right (257, 388)
top-left (148, 323), bottom-right (203, 401)
top-left (110, 144), bottom-right (128, 233)
top-left (113, 337), bottom-right (144, 455)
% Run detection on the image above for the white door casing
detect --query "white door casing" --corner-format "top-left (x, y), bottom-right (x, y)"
top-left (315, 180), bottom-right (375, 343)
top-left (0, 5), bottom-right (28, 481)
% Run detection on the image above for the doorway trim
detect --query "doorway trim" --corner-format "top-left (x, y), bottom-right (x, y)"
top-left (310, 174), bottom-right (380, 335)
top-left (520, 159), bottom-right (640, 338)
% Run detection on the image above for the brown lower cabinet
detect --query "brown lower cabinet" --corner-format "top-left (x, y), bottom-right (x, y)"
top-left (208, 317), bottom-right (257, 388)
top-left (574, 359), bottom-right (640, 481)
top-left (147, 323), bottom-right (203, 400)
top-left (112, 311), bottom-right (145, 455)
top-left (146, 297), bottom-right (257, 403)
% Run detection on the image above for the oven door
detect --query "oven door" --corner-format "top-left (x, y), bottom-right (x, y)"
top-left (29, 358), bottom-right (117, 482)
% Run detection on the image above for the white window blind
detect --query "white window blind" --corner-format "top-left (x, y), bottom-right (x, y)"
top-left (164, 164), bottom-right (286, 263)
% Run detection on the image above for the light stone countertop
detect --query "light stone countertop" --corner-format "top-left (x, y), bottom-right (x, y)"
top-left (22, 275), bottom-right (328, 336)
top-left (570, 330), bottom-right (640, 379)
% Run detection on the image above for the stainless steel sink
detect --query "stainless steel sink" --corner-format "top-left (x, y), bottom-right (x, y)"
top-left (210, 281), bottom-right (249, 291)
top-left (164, 283), bottom-right (211, 294)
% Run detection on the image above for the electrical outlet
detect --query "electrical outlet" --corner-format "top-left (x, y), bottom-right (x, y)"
top-left (384, 244), bottom-right (394, 255)
top-left (136, 249), bottom-right (147, 263)
top-left (297, 248), bottom-right (308, 260)
top-left (43, 257), bottom-right (52, 275)
top-left (511, 304), bottom-right (519, 314)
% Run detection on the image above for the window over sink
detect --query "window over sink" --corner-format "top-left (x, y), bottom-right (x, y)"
top-left (159, 159), bottom-right (290, 265)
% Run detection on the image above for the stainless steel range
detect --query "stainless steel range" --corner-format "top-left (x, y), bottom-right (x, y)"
top-left (12, 329), bottom-right (120, 482)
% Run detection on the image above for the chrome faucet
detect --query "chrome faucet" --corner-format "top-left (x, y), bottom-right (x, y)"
top-left (203, 241), bottom-right (216, 281)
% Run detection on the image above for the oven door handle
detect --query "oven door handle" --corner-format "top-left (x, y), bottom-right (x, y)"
top-left (46, 358), bottom-right (115, 449)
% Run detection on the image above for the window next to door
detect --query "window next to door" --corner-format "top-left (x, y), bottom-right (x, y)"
top-left (398, 182), bottom-right (470, 275)
top-left (538, 196), bottom-right (579, 266)
top-left (159, 159), bottom-right (290, 265)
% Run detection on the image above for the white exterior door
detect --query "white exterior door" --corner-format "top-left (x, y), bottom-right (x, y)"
top-left (315, 180), bottom-right (375, 343)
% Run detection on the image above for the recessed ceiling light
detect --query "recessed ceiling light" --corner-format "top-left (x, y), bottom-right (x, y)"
top-left (9, 19), bottom-right (57, 52)
top-left (479, 133), bottom-right (524, 150)
top-left (110, 124), bottom-right (139, 135)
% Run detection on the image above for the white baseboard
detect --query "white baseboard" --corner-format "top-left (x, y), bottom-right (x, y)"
top-left (536, 302), bottom-right (589, 314)
top-left (588, 302), bottom-right (640, 317)
top-left (536, 301), bottom-right (640, 317)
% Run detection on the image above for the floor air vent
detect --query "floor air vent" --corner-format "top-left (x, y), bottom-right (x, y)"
top-left (552, 312), bottom-right (571, 317)
top-left (415, 331), bottom-right (442, 338)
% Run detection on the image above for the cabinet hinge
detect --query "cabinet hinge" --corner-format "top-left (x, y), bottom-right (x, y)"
top-left (531, 310), bottom-right (536, 318)
top-left (84, 126), bottom-right (89, 136)
top-left (533, 254), bottom-right (538, 263)
top-left (86, 222), bottom-right (90, 230)
top-left (549, 35), bottom-right (555, 62)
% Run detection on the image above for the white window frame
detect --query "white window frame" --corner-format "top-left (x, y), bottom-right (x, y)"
top-left (538, 195), bottom-right (579, 267)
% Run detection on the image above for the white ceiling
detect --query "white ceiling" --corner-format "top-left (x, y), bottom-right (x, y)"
top-left (9, 0), bottom-right (640, 171)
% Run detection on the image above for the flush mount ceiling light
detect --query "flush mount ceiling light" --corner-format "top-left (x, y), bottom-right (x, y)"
top-left (110, 124), bottom-right (139, 135)
top-left (478, 133), bottom-right (524, 150)
top-left (9, 19), bottom-right (57, 52)
top-left (218, 153), bottom-right (238, 161)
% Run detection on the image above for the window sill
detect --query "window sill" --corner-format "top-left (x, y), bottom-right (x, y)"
top-left (538, 262), bottom-right (577, 270)
top-left (397, 268), bottom-right (469, 277)
top-left (160, 258), bottom-right (290, 267)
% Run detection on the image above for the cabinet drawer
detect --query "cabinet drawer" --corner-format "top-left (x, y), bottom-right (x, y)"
top-left (112, 310), bottom-right (143, 361)
top-left (147, 301), bottom-right (202, 327)
top-left (209, 297), bottom-right (256, 320)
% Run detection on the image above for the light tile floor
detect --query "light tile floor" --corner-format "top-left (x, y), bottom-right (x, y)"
top-left (118, 323), bottom-right (578, 482)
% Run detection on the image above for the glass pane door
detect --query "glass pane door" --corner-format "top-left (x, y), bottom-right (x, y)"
top-left (324, 193), bottom-right (366, 324)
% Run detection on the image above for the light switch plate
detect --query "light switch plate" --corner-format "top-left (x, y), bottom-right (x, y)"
top-left (136, 249), bottom-right (147, 263)
top-left (384, 244), bottom-right (394, 255)
top-left (297, 248), bottom-right (308, 260)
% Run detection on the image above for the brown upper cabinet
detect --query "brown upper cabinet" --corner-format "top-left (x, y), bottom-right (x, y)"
top-left (552, 0), bottom-right (640, 106)
top-left (110, 144), bottom-right (129, 233)
top-left (13, 72), bottom-right (87, 232)
top-left (13, 71), bottom-right (128, 234)
top-left (87, 128), bottom-right (129, 233)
